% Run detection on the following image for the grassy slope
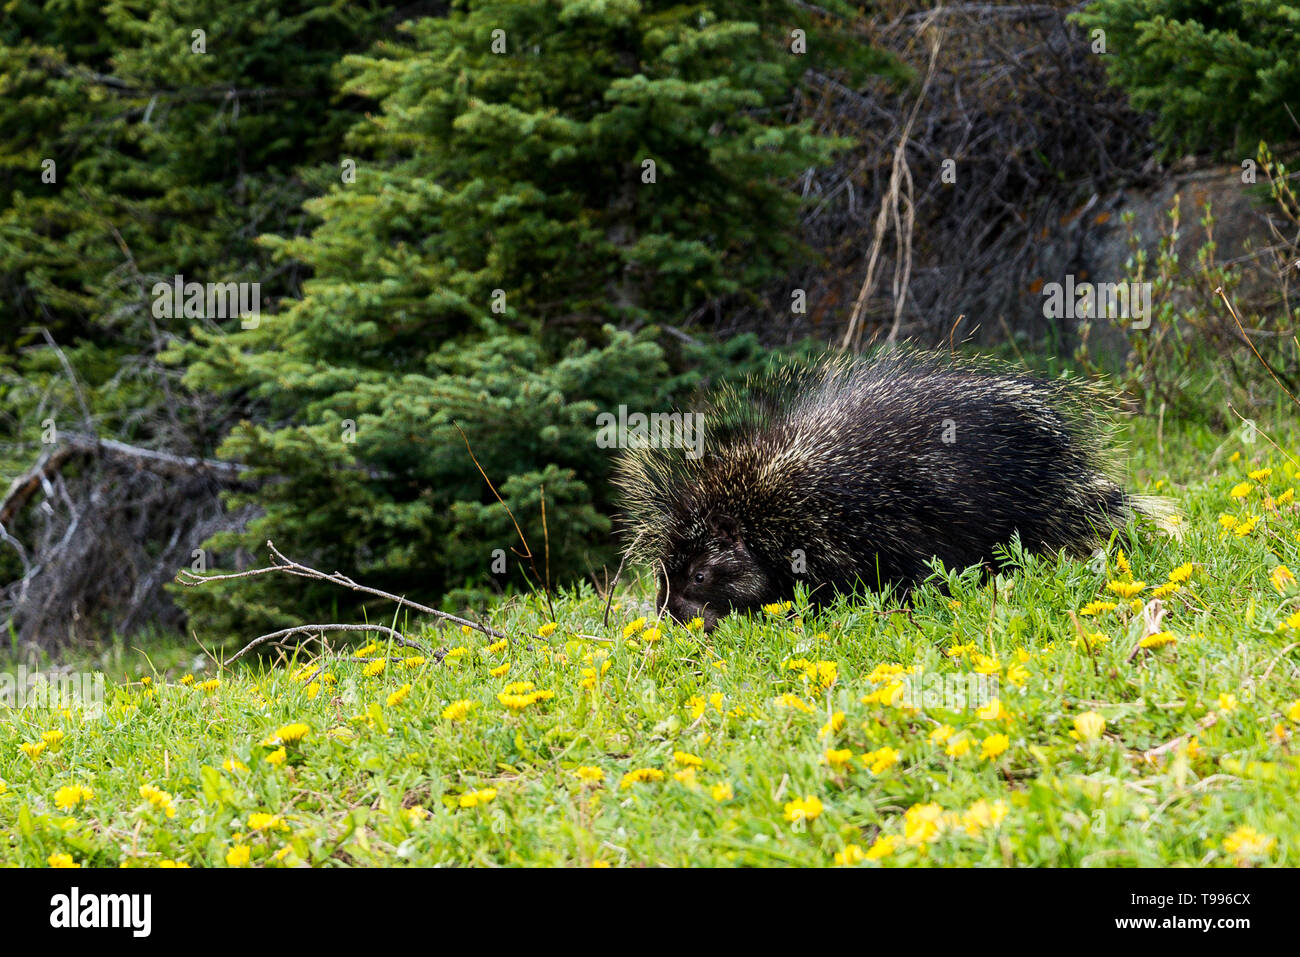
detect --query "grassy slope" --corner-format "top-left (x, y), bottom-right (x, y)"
top-left (2, 416), bottom-right (1300, 868)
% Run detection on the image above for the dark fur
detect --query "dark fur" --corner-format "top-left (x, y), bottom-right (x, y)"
top-left (614, 350), bottom-right (1161, 631)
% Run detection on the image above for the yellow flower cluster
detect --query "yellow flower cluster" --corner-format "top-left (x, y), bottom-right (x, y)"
top-left (139, 784), bottom-right (176, 818)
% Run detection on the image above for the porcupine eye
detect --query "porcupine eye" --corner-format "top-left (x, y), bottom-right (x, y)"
top-left (693, 571), bottom-right (706, 584)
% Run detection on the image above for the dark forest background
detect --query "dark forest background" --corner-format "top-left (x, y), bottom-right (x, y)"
top-left (1, 0), bottom-right (1297, 652)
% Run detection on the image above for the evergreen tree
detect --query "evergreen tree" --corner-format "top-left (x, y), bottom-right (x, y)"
top-left (0, 0), bottom-right (393, 451)
top-left (1074, 0), bottom-right (1300, 156)
top-left (174, 1), bottom-right (900, 637)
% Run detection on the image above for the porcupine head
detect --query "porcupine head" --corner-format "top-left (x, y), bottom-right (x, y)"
top-left (613, 366), bottom-right (819, 633)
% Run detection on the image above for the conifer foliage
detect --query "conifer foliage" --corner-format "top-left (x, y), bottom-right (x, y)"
top-left (171, 1), bottom-right (897, 636)
top-left (1074, 0), bottom-right (1300, 156)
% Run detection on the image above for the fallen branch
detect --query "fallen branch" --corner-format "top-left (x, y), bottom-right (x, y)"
top-left (223, 622), bottom-right (431, 666)
top-left (176, 540), bottom-right (530, 643)
top-left (1, 431), bottom-right (250, 526)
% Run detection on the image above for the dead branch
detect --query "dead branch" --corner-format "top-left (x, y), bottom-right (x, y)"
top-left (1, 431), bottom-right (249, 527)
top-left (223, 622), bottom-right (431, 666)
top-left (177, 540), bottom-right (533, 643)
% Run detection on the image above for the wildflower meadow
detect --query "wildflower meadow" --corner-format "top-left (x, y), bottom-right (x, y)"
top-left (3, 416), bottom-right (1298, 869)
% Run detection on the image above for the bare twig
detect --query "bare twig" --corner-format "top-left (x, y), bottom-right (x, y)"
top-left (1141, 712), bottom-right (1219, 764)
top-left (453, 421), bottom-right (554, 616)
top-left (176, 540), bottom-right (538, 642)
top-left (224, 622), bottom-right (431, 666)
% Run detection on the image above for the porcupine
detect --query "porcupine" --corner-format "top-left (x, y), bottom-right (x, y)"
top-left (613, 349), bottom-right (1173, 632)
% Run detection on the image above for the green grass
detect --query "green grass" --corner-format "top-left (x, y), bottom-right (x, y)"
top-left (3, 416), bottom-right (1300, 867)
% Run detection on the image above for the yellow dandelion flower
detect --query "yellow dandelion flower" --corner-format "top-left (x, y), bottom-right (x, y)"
top-left (458, 788), bottom-right (497, 808)
top-left (1272, 566), bottom-right (1297, 594)
top-left (1150, 582), bottom-right (1182, 599)
top-left (1115, 550), bottom-right (1132, 577)
top-left (833, 844), bottom-right (865, 866)
top-left (642, 627), bottom-right (662, 643)
top-left (441, 699), bottom-right (476, 721)
top-left (866, 834), bottom-right (901, 859)
top-left (824, 748), bottom-right (854, 768)
top-left (1167, 562), bottom-right (1194, 583)
top-left (489, 663), bottom-right (510, 678)
top-left (139, 784), bottom-right (176, 818)
top-left (619, 768), bottom-right (665, 789)
top-left (1278, 488), bottom-right (1295, 505)
top-left (622, 617), bottom-right (647, 637)
top-left (866, 662), bottom-right (906, 683)
top-left (861, 746), bottom-right (900, 775)
top-left (1106, 580), bottom-right (1145, 599)
top-left (763, 601), bottom-right (793, 615)
top-left (19, 741), bottom-right (46, 760)
top-left (54, 784), bottom-right (94, 810)
top-left (247, 813), bottom-right (289, 832)
top-left (272, 723), bottom-right (310, 745)
top-left (1285, 700), bottom-right (1300, 722)
top-left (904, 803), bottom-right (945, 844)
top-left (1071, 710), bottom-right (1106, 741)
top-left (363, 659), bottom-right (386, 677)
top-left (1229, 482), bottom-right (1253, 499)
top-left (444, 646), bottom-right (469, 660)
top-left (42, 729), bottom-right (65, 746)
top-left (783, 795), bottom-right (824, 823)
top-left (929, 724), bottom-right (955, 744)
top-left (1005, 662), bottom-right (1029, 688)
top-left (818, 711), bottom-right (846, 738)
top-left (980, 733), bottom-right (1010, 760)
top-left (225, 844), bottom-right (251, 867)
top-left (575, 766), bottom-right (605, 784)
top-left (497, 688), bottom-right (553, 710)
top-left (1217, 693), bottom-right (1238, 713)
top-left (401, 656), bottom-right (425, 669)
top-left (538, 622), bottom-right (558, 637)
top-left (1248, 468), bottom-right (1273, 482)
top-left (1223, 826), bottom-right (1275, 859)
top-left (945, 736), bottom-right (972, 758)
top-left (709, 781), bottom-right (734, 802)
top-left (860, 681), bottom-right (905, 707)
top-left (265, 747), bottom-right (287, 766)
top-left (944, 643), bottom-right (974, 659)
top-left (673, 750), bottom-right (703, 767)
top-left (179, 675), bottom-right (195, 686)
top-left (673, 767), bottom-right (698, 788)
top-left (773, 692), bottom-right (814, 713)
top-left (223, 758), bottom-right (248, 773)
top-left (48, 852), bottom-right (79, 868)
top-left (1234, 515), bottom-right (1259, 536)
top-left (1079, 600), bottom-right (1118, 616)
top-left (386, 684), bottom-right (412, 707)
top-left (961, 799), bottom-right (1009, 836)
top-left (405, 806), bottom-right (431, 823)
top-left (1138, 631), bottom-right (1176, 649)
